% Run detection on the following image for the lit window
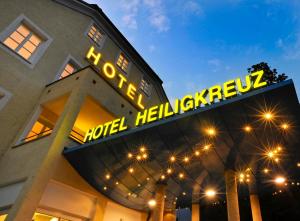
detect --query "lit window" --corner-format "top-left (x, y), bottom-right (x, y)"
top-left (87, 24), bottom-right (104, 45)
top-left (60, 63), bottom-right (76, 79)
top-left (22, 95), bottom-right (69, 143)
top-left (32, 212), bottom-right (73, 221)
top-left (0, 214), bottom-right (7, 221)
top-left (25, 119), bottom-right (52, 142)
top-left (2, 24), bottom-right (42, 60)
top-left (116, 53), bottom-right (129, 72)
top-left (140, 78), bottom-right (152, 97)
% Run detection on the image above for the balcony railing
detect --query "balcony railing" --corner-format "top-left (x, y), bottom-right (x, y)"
top-left (19, 129), bottom-right (84, 145)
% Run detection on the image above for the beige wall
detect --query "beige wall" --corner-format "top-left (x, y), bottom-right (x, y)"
top-left (0, 0), bottom-right (166, 157)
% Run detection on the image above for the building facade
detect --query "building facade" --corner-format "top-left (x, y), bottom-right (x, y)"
top-left (0, 0), bottom-right (168, 220)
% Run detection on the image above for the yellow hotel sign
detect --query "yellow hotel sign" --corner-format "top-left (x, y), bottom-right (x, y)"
top-left (86, 46), bottom-right (145, 109)
top-left (84, 47), bottom-right (267, 143)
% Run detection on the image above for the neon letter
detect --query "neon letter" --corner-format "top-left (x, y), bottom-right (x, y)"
top-left (86, 46), bottom-right (101, 66)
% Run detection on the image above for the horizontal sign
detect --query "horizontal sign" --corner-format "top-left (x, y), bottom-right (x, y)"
top-left (83, 69), bottom-right (267, 143)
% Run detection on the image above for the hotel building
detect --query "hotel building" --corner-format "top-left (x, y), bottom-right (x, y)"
top-left (0, 1), bottom-right (300, 221)
top-left (0, 0), bottom-right (168, 220)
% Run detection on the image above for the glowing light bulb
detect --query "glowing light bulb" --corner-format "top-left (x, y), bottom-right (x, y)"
top-left (170, 156), bottom-right (176, 162)
top-left (281, 123), bottom-right (289, 130)
top-left (105, 174), bottom-right (111, 180)
top-left (161, 174), bottom-right (166, 180)
top-left (183, 157), bottom-right (190, 163)
top-left (142, 153), bottom-right (148, 159)
top-left (206, 127), bottom-right (216, 136)
top-left (263, 168), bottom-right (269, 174)
top-left (195, 150), bottom-right (200, 156)
top-left (179, 173), bottom-right (184, 179)
top-left (203, 144), bottom-right (211, 151)
top-left (128, 153), bottom-right (133, 158)
top-left (148, 199), bottom-right (156, 208)
top-left (167, 168), bottom-right (173, 174)
top-left (267, 151), bottom-right (274, 159)
top-left (275, 176), bottom-right (286, 184)
top-left (129, 167), bottom-right (134, 173)
top-left (264, 112), bottom-right (273, 120)
top-left (205, 189), bottom-right (216, 198)
top-left (244, 125), bottom-right (252, 132)
top-left (140, 146), bottom-right (146, 152)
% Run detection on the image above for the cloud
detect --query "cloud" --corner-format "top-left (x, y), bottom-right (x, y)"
top-left (117, 0), bottom-right (170, 32)
top-left (184, 1), bottom-right (203, 16)
top-left (208, 58), bottom-right (221, 67)
top-left (120, 0), bottom-right (140, 29)
top-left (148, 44), bottom-right (156, 52)
top-left (143, 0), bottom-right (170, 32)
top-left (276, 33), bottom-right (300, 60)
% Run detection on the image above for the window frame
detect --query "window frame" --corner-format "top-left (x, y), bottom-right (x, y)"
top-left (54, 55), bottom-right (82, 81)
top-left (85, 22), bottom-right (106, 48)
top-left (139, 76), bottom-right (152, 97)
top-left (0, 86), bottom-right (12, 111)
top-left (0, 14), bottom-right (52, 68)
top-left (115, 51), bottom-right (131, 75)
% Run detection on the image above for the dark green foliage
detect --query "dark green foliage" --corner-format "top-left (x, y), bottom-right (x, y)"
top-left (247, 62), bottom-right (288, 85)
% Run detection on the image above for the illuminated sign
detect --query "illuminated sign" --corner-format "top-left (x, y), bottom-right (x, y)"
top-left (83, 69), bottom-right (267, 143)
top-left (86, 46), bottom-right (145, 109)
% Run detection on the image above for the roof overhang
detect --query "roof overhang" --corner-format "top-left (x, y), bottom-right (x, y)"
top-left (64, 80), bottom-right (300, 211)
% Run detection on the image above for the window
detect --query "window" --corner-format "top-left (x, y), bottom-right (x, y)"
top-left (21, 95), bottom-right (69, 144)
top-left (116, 53), bottom-right (129, 72)
top-left (140, 78), bottom-right (152, 97)
top-left (0, 214), bottom-right (7, 221)
top-left (33, 212), bottom-right (79, 221)
top-left (87, 24), bottom-right (104, 45)
top-left (3, 24), bottom-right (42, 60)
top-left (0, 14), bottom-right (52, 68)
top-left (25, 119), bottom-right (52, 142)
top-left (56, 56), bottom-right (81, 80)
top-left (60, 63), bottom-right (76, 79)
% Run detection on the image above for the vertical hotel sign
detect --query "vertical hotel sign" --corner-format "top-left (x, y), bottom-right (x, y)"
top-left (84, 46), bottom-right (268, 143)
top-left (86, 46), bottom-right (145, 109)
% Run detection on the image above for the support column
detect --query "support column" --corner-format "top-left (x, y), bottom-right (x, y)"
top-left (152, 184), bottom-right (166, 221)
top-left (6, 85), bottom-right (87, 221)
top-left (192, 203), bottom-right (200, 221)
top-left (248, 177), bottom-right (262, 221)
top-left (225, 169), bottom-right (240, 221)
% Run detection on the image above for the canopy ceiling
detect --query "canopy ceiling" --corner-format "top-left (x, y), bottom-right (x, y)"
top-left (64, 80), bottom-right (300, 211)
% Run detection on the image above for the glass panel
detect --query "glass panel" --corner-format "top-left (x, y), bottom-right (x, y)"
top-left (10, 31), bottom-right (25, 44)
top-left (23, 41), bottom-right (37, 53)
top-left (29, 34), bottom-right (41, 46)
top-left (18, 47), bottom-right (32, 59)
top-left (3, 37), bottom-right (19, 50)
top-left (88, 25), bottom-right (103, 44)
top-left (60, 63), bottom-right (75, 79)
top-left (60, 70), bottom-right (69, 79)
top-left (65, 64), bottom-right (75, 74)
top-left (17, 24), bottom-right (30, 37)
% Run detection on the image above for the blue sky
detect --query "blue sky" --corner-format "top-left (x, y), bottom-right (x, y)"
top-left (85, 0), bottom-right (300, 101)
